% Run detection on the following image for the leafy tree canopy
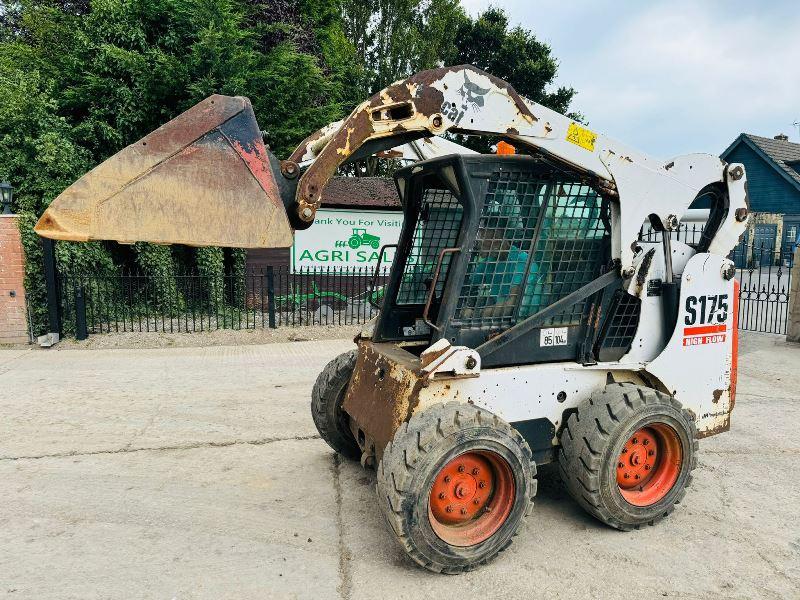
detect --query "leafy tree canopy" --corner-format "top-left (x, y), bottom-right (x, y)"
top-left (0, 1), bottom-right (578, 334)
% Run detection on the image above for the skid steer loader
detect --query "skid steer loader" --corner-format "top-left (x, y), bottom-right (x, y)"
top-left (36, 65), bottom-right (748, 574)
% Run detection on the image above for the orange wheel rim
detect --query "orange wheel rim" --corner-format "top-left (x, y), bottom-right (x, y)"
top-left (616, 423), bottom-right (682, 507)
top-left (428, 450), bottom-right (515, 547)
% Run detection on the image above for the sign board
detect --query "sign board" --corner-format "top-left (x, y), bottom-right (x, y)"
top-left (291, 209), bottom-right (403, 272)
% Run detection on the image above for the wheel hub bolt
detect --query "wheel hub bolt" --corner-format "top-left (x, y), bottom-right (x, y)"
top-left (445, 505), bottom-right (453, 513)
top-left (618, 462), bottom-right (624, 468)
top-left (478, 481), bottom-right (486, 489)
top-left (648, 450), bottom-right (655, 456)
top-left (632, 437), bottom-right (638, 444)
top-left (460, 508), bottom-right (467, 515)
top-left (438, 492), bottom-right (446, 500)
top-left (457, 465), bottom-right (465, 473)
top-left (642, 439), bottom-right (649, 446)
top-left (472, 468), bottom-right (480, 475)
top-left (444, 475), bottom-right (451, 483)
top-left (634, 474), bottom-right (640, 480)
top-left (622, 448), bottom-right (628, 454)
top-left (644, 465), bottom-right (651, 471)
top-left (624, 473), bottom-right (629, 479)
top-left (473, 498), bottom-right (480, 505)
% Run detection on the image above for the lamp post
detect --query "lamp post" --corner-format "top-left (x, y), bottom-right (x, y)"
top-left (0, 182), bottom-right (13, 215)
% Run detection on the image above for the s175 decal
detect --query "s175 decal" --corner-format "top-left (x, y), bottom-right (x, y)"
top-left (685, 294), bottom-right (728, 325)
top-left (683, 294), bottom-right (729, 346)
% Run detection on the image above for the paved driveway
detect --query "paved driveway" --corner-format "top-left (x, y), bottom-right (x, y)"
top-left (0, 333), bottom-right (798, 599)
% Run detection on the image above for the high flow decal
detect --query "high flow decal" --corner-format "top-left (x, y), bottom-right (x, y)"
top-left (683, 294), bottom-right (729, 346)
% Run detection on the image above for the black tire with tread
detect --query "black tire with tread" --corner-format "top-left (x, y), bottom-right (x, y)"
top-left (376, 402), bottom-right (536, 574)
top-left (311, 350), bottom-right (360, 460)
top-left (558, 383), bottom-right (699, 531)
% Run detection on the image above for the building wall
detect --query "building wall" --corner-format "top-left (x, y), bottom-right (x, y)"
top-left (245, 247), bottom-right (290, 271)
top-left (726, 143), bottom-right (800, 213)
top-left (0, 215), bottom-right (30, 344)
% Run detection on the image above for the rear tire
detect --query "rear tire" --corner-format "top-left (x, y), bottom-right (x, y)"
top-left (376, 402), bottom-right (536, 574)
top-left (311, 350), bottom-right (360, 460)
top-left (558, 383), bottom-right (698, 530)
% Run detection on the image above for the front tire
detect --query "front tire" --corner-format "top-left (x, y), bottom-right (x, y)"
top-left (558, 383), bottom-right (698, 530)
top-left (311, 350), bottom-right (360, 460)
top-left (376, 402), bottom-right (536, 574)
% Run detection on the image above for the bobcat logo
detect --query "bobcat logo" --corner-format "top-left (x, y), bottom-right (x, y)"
top-left (442, 71), bottom-right (492, 126)
top-left (459, 72), bottom-right (491, 110)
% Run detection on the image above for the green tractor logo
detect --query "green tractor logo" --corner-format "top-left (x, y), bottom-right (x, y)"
top-left (344, 227), bottom-right (381, 250)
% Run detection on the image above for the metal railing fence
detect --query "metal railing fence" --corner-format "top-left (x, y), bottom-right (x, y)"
top-left (58, 266), bottom-right (389, 337)
top-left (53, 231), bottom-right (796, 338)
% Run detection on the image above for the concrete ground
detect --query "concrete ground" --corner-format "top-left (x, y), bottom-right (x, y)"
top-left (0, 332), bottom-right (798, 599)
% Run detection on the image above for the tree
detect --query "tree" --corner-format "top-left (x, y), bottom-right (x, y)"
top-left (0, 0), bottom-right (361, 334)
top-left (445, 7), bottom-right (574, 112)
top-left (443, 7), bottom-right (577, 152)
top-left (341, 0), bottom-right (466, 96)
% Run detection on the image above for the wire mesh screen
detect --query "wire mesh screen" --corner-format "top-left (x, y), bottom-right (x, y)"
top-left (396, 187), bottom-right (463, 304)
top-left (455, 171), bottom-right (606, 330)
top-left (522, 183), bottom-right (606, 326)
top-left (455, 171), bottom-right (547, 327)
top-left (596, 289), bottom-right (641, 361)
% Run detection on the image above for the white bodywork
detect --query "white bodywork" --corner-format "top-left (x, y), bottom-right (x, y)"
top-left (309, 65), bottom-right (748, 447)
top-left (416, 250), bottom-right (738, 439)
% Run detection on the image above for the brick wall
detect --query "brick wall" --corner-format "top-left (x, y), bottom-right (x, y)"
top-left (0, 215), bottom-right (30, 344)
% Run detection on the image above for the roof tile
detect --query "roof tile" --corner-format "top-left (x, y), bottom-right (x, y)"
top-left (742, 134), bottom-right (800, 187)
top-left (320, 177), bottom-right (400, 210)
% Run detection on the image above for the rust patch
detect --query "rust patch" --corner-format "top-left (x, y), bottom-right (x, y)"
top-left (342, 341), bottom-right (425, 459)
top-left (712, 389), bottom-right (724, 403)
top-left (696, 415), bottom-right (731, 438)
top-left (420, 345), bottom-right (451, 368)
top-left (287, 125), bottom-right (335, 164)
top-left (634, 248), bottom-right (656, 293)
top-left (293, 65), bottom-right (539, 224)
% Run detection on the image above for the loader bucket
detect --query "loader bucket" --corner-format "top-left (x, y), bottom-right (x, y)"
top-left (35, 95), bottom-right (294, 248)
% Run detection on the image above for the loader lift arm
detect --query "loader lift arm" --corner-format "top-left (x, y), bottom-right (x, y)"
top-left (36, 65), bottom-right (748, 274)
top-left (288, 65), bottom-right (749, 273)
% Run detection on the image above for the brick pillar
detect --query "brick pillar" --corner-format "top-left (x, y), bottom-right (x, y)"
top-left (789, 247), bottom-right (800, 343)
top-left (0, 214), bottom-right (30, 344)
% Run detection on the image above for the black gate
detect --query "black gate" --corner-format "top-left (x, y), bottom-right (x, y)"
top-left (42, 235), bottom-right (796, 338)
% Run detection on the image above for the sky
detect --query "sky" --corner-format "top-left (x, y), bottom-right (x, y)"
top-left (460, 0), bottom-right (800, 159)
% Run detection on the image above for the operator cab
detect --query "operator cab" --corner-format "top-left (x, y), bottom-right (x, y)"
top-left (371, 153), bottom-right (639, 368)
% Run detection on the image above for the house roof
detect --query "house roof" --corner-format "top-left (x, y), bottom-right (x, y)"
top-left (722, 133), bottom-right (800, 192)
top-left (320, 176), bottom-right (400, 210)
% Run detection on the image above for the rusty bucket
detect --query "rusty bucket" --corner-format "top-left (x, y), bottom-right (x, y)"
top-left (35, 95), bottom-right (293, 248)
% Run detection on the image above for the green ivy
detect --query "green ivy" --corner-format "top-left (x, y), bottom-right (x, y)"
top-left (134, 242), bottom-right (185, 314)
top-left (196, 246), bottom-right (224, 308)
top-left (17, 212), bottom-right (48, 336)
top-left (230, 247), bottom-right (248, 308)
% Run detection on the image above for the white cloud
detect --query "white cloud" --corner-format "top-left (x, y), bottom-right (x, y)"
top-left (458, 0), bottom-right (800, 157)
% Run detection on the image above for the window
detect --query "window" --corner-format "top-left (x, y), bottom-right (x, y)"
top-left (455, 169), bottom-right (606, 329)
top-left (396, 187), bottom-right (463, 305)
top-left (521, 183), bottom-right (606, 326)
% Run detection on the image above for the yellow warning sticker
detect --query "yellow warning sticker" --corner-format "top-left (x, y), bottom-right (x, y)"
top-left (566, 122), bottom-right (597, 152)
